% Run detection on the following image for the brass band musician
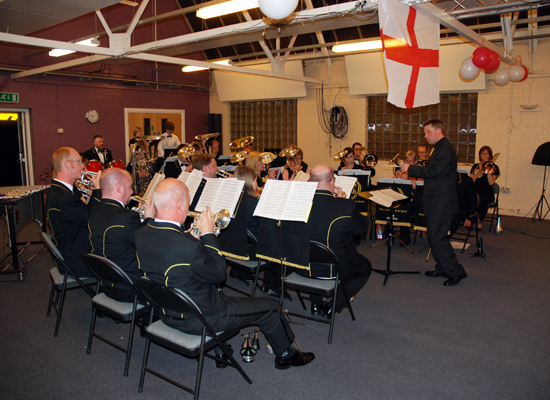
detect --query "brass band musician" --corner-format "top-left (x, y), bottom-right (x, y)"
top-left (470, 145), bottom-right (500, 231)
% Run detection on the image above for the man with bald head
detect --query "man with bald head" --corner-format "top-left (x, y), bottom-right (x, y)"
top-left (46, 147), bottom-right (101, 277)
top-left (135, 178), bottom-right (315, 370)
top-left (304, 163), bottom-right (372, 318)
top-left (88, 168), bottom-right (155, 301)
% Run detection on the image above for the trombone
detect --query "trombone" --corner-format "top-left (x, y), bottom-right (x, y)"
top-left (472, 153), bottom-right (500, 176)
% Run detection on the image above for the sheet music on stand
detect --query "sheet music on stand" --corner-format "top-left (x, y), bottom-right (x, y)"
top-left (253, 179), bottom-right (317, 222)
top-left (337, 168), bottom-right (371, 187)
top-left (270, 166), bottom-right (284, 180)
top-left (293, 171), bottom-right (310, 182)
top-left (195, 178), bottom-right (245, 216)
top-left (142, 172), bottom-right (165, 199)
top-left (368, 188), bottom-right (408, 208)
top-left (334, 175), bottom-right (357, 197)
top-left (177, 169), bottom-right (204, 202)
top-left (218, 165), bottom-right (237, 172)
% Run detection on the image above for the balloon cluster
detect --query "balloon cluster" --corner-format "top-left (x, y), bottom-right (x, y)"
top-left (459, 47), bottom-right (529, 86)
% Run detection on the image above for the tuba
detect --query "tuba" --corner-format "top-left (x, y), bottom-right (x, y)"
top-left (195, 133), bottom-right (219, 153)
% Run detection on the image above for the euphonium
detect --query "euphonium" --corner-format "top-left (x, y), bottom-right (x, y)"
top-left (185, 209), bottom-right (231, 236)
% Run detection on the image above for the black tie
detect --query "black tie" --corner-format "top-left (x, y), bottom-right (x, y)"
top-left (166, 134), bottom-right (172, 138)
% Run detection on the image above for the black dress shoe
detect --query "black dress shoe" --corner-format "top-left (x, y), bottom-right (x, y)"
top-left (443, 272), bottom-right (467, 286)
top-left (425, 270), bottom-right (446, 278)
top-left (275, 350), bottom-right (315, 370)
top-left (323, 304), bottom-right (333, 320)
top-left (261, 285), bottom-right (292, 301)
top-left (311, 303), bottom-right (324, 316)
top-left (215, 344), bottom-right (233, 368)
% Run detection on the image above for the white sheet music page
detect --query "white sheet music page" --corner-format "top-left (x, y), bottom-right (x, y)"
top-left (293, 171), bottom-right (310, 182)
top-left (177, 171), bottom-right (191, 183)
top-left (195, 178), bottom-right (244, 216)
top-left (334, 175), bottom-right (357, 197)
top-left (143, 173), bottom-right (165, 200)
top-left (368, 188), bottom-right (407, 208)
top-left (253, 180), bottom-right (317, 222)
top-left (185, 169), bottom-right (204, 201)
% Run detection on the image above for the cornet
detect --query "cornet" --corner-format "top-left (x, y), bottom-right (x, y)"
top-left (75, 171), bottom-right (97, 200)
top-left (185, 209), bottom-right (231, 236)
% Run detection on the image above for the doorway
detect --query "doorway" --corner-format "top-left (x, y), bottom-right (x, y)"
top-left (0, 110), bottom-right (33, 187)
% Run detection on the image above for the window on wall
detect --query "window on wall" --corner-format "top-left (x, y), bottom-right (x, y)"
top-left (230, 100), bottom-right (297, 152)
top-left (367, 93), bottom-right (478, 163)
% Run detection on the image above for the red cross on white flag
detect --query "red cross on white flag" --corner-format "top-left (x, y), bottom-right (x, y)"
top-left (378, 0), bottom-right (440, 109)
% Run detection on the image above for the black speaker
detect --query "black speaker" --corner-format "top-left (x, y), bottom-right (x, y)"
top-left (207, 113), bottom-right (222, 150)
top-left (532, 142), bottom-right (550, 166)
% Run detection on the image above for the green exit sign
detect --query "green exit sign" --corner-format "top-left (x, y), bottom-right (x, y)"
top-left (0, 93), bottom-right (19, 103)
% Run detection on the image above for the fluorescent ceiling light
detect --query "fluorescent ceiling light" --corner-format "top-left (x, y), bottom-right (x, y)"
top-left (332, 40), bottom-right (383, 54)
top-left (196, 0), bottom-right (259, 19)
top-left (182, 60), bottom-right (232, 72)
top-left (49, 38), bottom-right (100, 57)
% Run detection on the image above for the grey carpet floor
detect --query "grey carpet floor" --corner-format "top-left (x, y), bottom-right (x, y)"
top-left (0, 215), bottom-right (548, 400)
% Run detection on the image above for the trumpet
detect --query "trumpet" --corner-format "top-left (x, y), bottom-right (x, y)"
top-left (75, 171), bottom-right (97, 200)
top-left (185, 209), bottom-right (231, 236)
top-left (216, 169), bottom-right (233, 178)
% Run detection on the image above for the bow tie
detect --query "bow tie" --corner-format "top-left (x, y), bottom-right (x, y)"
top-left (166, 134), bottom-right (172, 138)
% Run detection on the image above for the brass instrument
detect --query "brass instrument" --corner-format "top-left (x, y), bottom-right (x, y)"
top-left (418, 159), bottom-right (429, 167)
top-left (389, 153), bottom-right (401, 167)
top-left (472, 153), bottom-right (500, 176)
top-left (229, 136), bottom-right (254, 151)
top-left (333, 187), bottom-right (347, 199)
top-left (259, 152), bottom-right (277, 181)
top-left (189, 139), bottom-right (206, 154)
top-left (195, 133), bottom-right (219, 153)
top-left (130, 195), bottom-right (149, 219)
top-left (280, 146), bottom-right (302, 174)
top-left (216, 169), bottom-right (233, 178)
top-left (360, 149), bottom-right (378, 167)
top-left (177, 145), bottom-right (196, 160)
top-left (230, 150), bottom-right (249, 164)
top-left (334, 149), bottom-right (348, 166)
top-left (75, 171), bottom-right (97, 200)
top-left (185, 209), bottom-right (231, 236)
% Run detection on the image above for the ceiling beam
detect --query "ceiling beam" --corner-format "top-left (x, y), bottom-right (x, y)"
top-left (10, 54), bottom-right (112, 79)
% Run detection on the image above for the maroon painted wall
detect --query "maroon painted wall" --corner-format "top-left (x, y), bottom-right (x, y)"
top-left (0, 1), bottom-right (211, 184)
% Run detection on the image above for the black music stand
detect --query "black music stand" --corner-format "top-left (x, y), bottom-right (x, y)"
top-left (531, 142), bottom-right (550, 222)
top-left (369, 194), bottom-right (419, 286)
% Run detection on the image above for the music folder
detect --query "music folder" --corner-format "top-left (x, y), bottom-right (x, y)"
top-left (368, 188), bottom-right (408, 208)
top-left (253, 179), bottom-right (317, 223)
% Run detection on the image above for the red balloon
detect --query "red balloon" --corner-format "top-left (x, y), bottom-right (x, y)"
top-left (519, 65), bottom-right (529, 82)
top-left (484, 51), bottom-right (501, 73)
top-left (472, 47), bottom-right (492, 68)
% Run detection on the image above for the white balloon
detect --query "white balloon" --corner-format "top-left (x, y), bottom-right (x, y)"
top-left (459, 57), bottom-right (481, 81)
top-left (495, 68), bottom-right (510, 86)
top-left (258, 0), bottom-right (299, 20)
top-left (508, 65), bottom-right (526, 82)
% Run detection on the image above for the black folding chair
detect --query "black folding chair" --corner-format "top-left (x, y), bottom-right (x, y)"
top-left (225, 231), bottom-right (268, 297)
top-left (83, 254), bottom-right (150, 377)
top-left (487, 183), bottom-right (500, 232)
top-left (282, 241), bottom-right (355, 344)
top-left (41, 232), bottom-right (96, 337)
top-left (137, 277), bottom-right (252, 399)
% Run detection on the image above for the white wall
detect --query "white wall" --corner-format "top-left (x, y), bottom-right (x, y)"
top-left (211, 39), bottom-right (550, 218)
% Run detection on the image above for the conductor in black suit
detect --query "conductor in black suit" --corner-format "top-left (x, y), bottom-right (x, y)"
top-left (135, 178), bottom-right (315, 369)
top-left (401, 119), bottom-right (467, 286)
top-left (88, 168), bottom-right (155, 301)
top-left (82, 135), bottom-right (113, 168)
top-left (46, 147), bottom-right (101, 277)
top-left (302, 163), bottom-right (372, 317)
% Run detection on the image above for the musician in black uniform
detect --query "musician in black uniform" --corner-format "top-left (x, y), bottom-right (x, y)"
top-left (281, 148), bottom-right (310, 180)
top-left (401, 119), bottom-right (467, 286)
top-left (82, 135), bottom-right (113, 168)
top-left (135, 178), bottom-right (315, 369)
top-left (164, 144), bottom-right (193, 179)
top-left (338, 147), bottom-right (376, 177)
top-left (302, 163), bottom-right (372, 318)
top-left (470, 145), bottom-right (500, 230)
top-left (46, 147), bottom-right (101, 277)
top-left (88, 168), bottom-right (155, 301)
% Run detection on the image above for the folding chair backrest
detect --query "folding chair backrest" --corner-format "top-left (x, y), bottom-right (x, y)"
top-left (41, 231), bottom-right (65, 262)
top-left (493, 183), bottom-right (500, 196)
top-left (247, 230), bottom-right (259, 261)
top-left (309, 240), bottom-right (338, 268)
top-left (83, 254), bottom-right (148, 303)
top-left (138, 277), bottom-right (200, 319)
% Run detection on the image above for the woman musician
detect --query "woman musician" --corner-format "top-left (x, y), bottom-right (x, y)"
top-left (282, 148), bottom-right (311, 180)
top-left (233, 165), bottom-right (261, 238)
top-left (394, 151), bottom-right (419, 190)
top-left (470, 145), bottom-right (500, 230)
top-left (245, 151), bottom-right (277, 189)
top-left (338, 147), bottom-right (361, 171)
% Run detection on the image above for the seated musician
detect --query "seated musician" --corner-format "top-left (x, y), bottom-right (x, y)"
top-left (393, 150), bottom-right (419, 246)
top-left (135, 178), bottom-right (315, 369)
top-left (351, 143), bottom-right (377, 177)
top-left (451, 171), bottom-right (478, 236)
top-left (302, 164), bottom-right (372, 319)
top-left (46, 147), bottom-right (101, 277)
top-left (128, 126), bottom-right (143, 150)
top-left (282, 148), bottom-right (311, 180)
top-left (245, 151), bottom-right (277, 188)
top-left (470, 146), bottom-right (500, 230)
top-left (88, 168), bottom-right (155, 301)
top-left (338, 147), bottom-right (376, 177)
top-left (82, 135), bottom-right (113, 168)
top-left (417, 144), bottom-right (430, 164)
top-left (164, 144), bottom-right (193, 179)
top-left (233, 166), bottom-right (260, 238)
top-left (189, 152), bottom-right (219, 211)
